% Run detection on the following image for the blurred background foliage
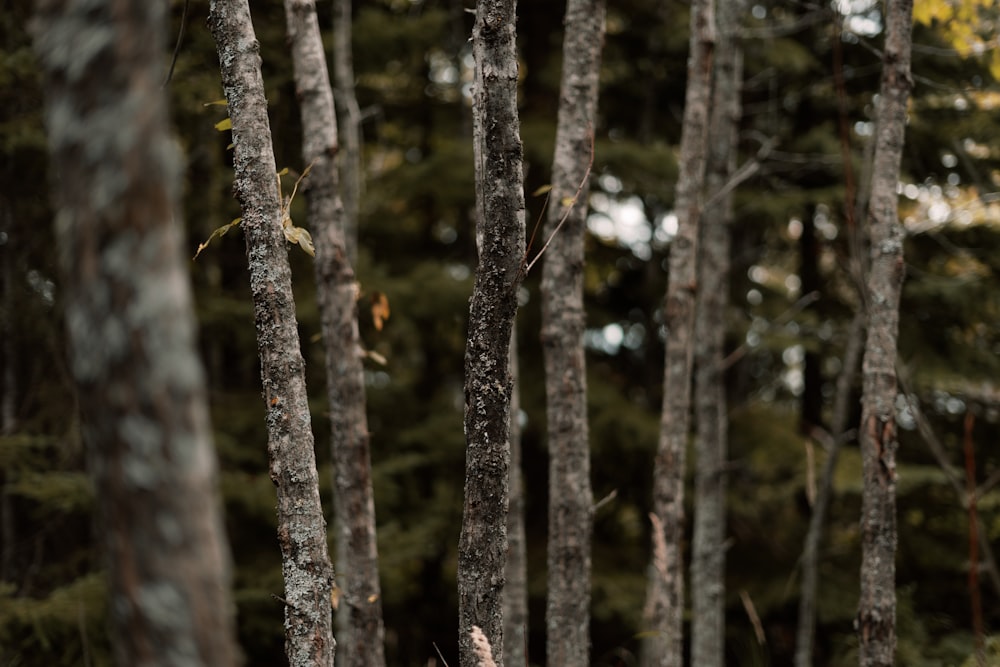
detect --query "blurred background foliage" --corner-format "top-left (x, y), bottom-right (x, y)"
top-left (1, 0), bottom-right (999, 665)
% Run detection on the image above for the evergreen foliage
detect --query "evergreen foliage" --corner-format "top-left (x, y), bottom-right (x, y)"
top-left (2, 0), bottom-right (999, 664)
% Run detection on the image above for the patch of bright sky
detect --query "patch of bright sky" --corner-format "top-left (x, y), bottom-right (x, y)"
top-left (835, 0), bottom-right (883, 36)
top-left (586, 173), bottom-right (675, 260)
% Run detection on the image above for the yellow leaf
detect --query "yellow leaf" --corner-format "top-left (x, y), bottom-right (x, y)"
top-left (365, 350), bottom-right (388, 365)
top-left (283, 225), bottom-right (315, 257)
top-left (277, 167), bottom-right (290, 177)
top-left (203, 99), bottom-right (229, 107)
top-left (532, 184), bottom-right (553, 196)
top-left (214, 117), bottom-right (232, 132)
top-left (370, 292), bottom-right (391, 331)
top-left (560, 196), bottom-right (577, 207)
top-left (193, 217), bottom-right (241, 260)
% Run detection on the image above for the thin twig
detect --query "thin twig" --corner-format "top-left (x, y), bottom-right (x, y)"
top-left (162, 0), bottom-right (190, 89)
top-left (722, 291), bottom-right (821, 370)
top-left (592, 488), bottom-right (618, 513)
top-left (523, 130), bottom-right (596, 275)
top-left (432, 641), bottom-right (450, 667)
top-left (702, 136), bottom-right (777, 211)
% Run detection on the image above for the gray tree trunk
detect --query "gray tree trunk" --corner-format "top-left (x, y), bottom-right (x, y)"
top-left (33, 2), bottom-right (239, 665)
top-left (208, 2), bottom-right (336, 665)
top-left (540, 1), bottom-right (605, 666)
top-left (458, 0), bottom-right (526, 664)
top-left (332, 0), bottom-right (363, 263)
top-left (503, 333), bottom-right (528, 667)
top-left (641, 0), bottom-right (715, 665)
top-left (691, 1), bottom-right (741, 664)
top-left (857, 0), bottom-right (913, 664)
top-left (282, 2), bottom-right (386, 666)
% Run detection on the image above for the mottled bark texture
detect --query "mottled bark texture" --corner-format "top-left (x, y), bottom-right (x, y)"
top-left (332, 0), bottom-right (363, 263)
top-left (540, 1), bottom-right (605, 665)
top-left (503, 333), bottom-right (527, 667)
top-left (857, 0), bottom-right (913, 664)
top-left (795, 310), bottom-right (865, 667)
top-left (691, 1), bottom-right (740, 664)
top-left (459, 1), bottom-right (526, 665)
top-left (208, 3), bottom-right (336, 666)
top-left (33, 2), bottom-right (239, 665)
top-left (641, 0), bottom-right (714, 665)
top-left (282, 2), bottom-right (386, 665)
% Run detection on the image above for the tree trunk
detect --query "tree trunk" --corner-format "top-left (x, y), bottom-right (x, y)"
top-left (857, 0), bottom-right (913, 664)
top-left (33, 2), bottom-right (239, 665)
top-left (332, 0), bottom-right (363, 263)
top-left (208, 2), bottom-right (336, 665)
top-left (458, 0), bottom-right (526, 664)
top-left (503, 333), bottom-right (528, 667)
top-left (691, 1), bottom-right (740, 663)
top-left (282, 2), bottom-right (386, 666)
top-left (795, 309), bottom-right (865, 667)
top-left (541, 1), bottom-right (605, 665)
top-left (641, 0), bottom-right (715, 665)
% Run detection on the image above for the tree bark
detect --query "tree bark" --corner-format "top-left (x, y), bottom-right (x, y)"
top-left (857, 0), bottom-right (913, 664)
top-left (332, 0), bottom-right (363, 264)
top-left (458, 0), bottom-right (526, 664)
top-left (208, 3), bottom-right (336, 666)
top-left (541, 1), bottom-right (605, 666)
top-left (282, 2), bottom-right (386, 666)
top-left (691, 1), bottom-right (740, 664)
top-left (641, 0), bottom-right (715, 665)
top-left (503, 333), bottom-right (527, 667)
top-left (33, 2), bottom-right (239, 665)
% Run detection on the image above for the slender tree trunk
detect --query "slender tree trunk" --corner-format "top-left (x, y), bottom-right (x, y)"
top-left (208, 3), bottom-right (336, 665)
top-left (541, 1), bottom-right (605, 665)
top-left (282, 2), bottom-right (386, 666)
top-left (458, 0), bottom-right (526, 664)
top-left (857, 0), bottom-right (913, 664)
top-left (641, 0), bottom-right (715, 665)
top-left (503, 333), bottom-right (528, 667)
top-left (332, 0), bottom-right (363, 263)
top-left (795, 309), bottom-right (865, 667)
top-left (691, 1), bottom-right (740, 663)
top-left (33, 2), bottom-right (239, 665)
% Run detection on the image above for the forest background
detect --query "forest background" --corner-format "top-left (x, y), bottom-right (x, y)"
top-left (2, 0), bottom-right (1000, 665)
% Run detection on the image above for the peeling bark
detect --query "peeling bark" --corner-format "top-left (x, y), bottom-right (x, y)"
top-left (33, 2), bottom-right (238, 665)
top-left (458, 1), bottom-right (526, 665)
top-left (857, 0), bottom-right (913, 665)
top-left (641, 0), bottom-right (715, 665)
top-left (282, 1), bottom-right (386, 665)
top-left (208, 2), bottom-right (335, 665)
top-left (691, 1), bottom-right (741, 664)
top-left (540, 1), bottom-right (605, 665)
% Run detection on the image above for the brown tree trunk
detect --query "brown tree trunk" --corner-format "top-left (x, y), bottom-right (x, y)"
top-left (208, 2), bottom-right (336, 665)
top-left (641, 0), bottom-right (715, 665)
top-left (282, 2), bottom-right (386, 666)
top-left (332, 0), bottom-right (363, 263)
top-left (33, 2), bottom-right (239, 665)
top-left (857, 0), bottom-right (913, 664)
top-left (503, 333), bottom-right (527, 667)
top-left (540, 1), bottom-right (605, 665)
top-left (691, 0), bottom-right (740, 663)
top-left (458, 0), bottom-right (526, 664)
